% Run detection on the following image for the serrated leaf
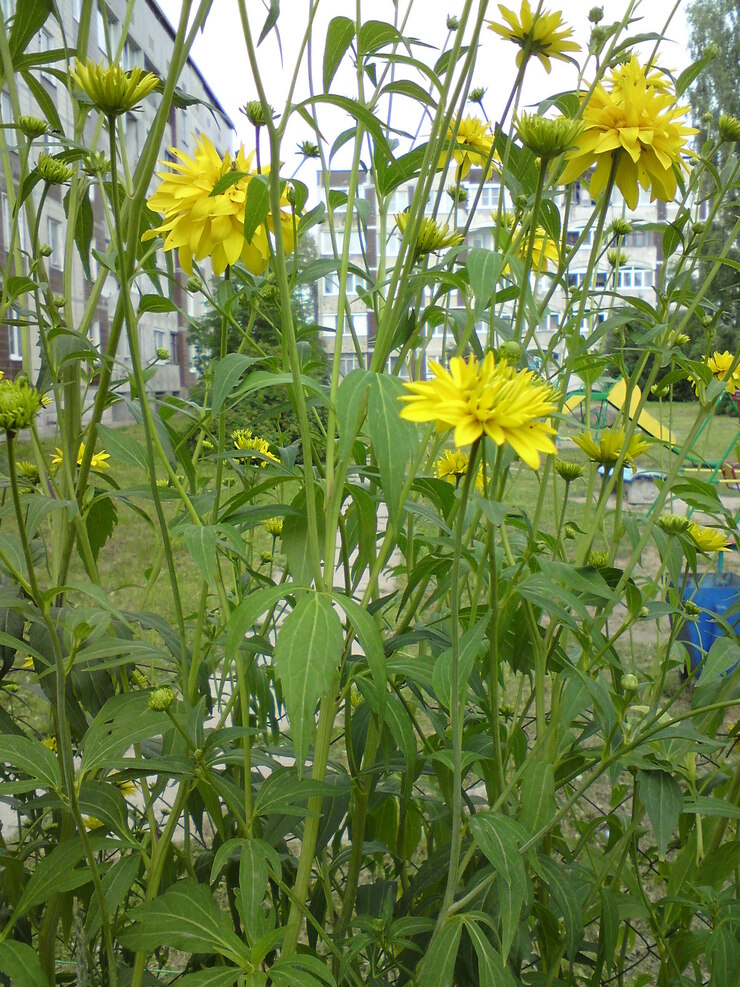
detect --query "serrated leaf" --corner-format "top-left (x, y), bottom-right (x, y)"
top-left (468, 248), bottom-right (504, 315)
top-left (637, 769), bottom-right (683, 858)
top-left (368, 372), bottom-right (416, 517)
top-left (118, 878), bottom-right (249, 963)
top-left (80, 691), bottom-right (172, 778)
top-left (243, 175), bottom-right (270, 244)
top-left (97, 424), bottom-right (149, 472)
top-left (0, 734), bottom-right (62, 790)
top-left (212, 353), bottom-right (259, 418)
top-left (181, 524), bottom-right (218, 586)
top-left (323, 16), bottom-right (355, 91)
top-left (86, 494), bottom-right (118, 562)
top-left (0, 942), bottom-right (48, 987)
top-left (273, 593), bottom-right (344, 773)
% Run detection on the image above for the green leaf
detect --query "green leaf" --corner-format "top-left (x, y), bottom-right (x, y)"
top-left (273, 592), bottom-right (344, 773)
top-left (21, 67), bottom-right (62, 131)
top-left (80, 691), bottom-right (172, 778)
top-left (323, 16), bottom-right (355, 91)
top-left (637, 769), bottom-right (683, 858)
top-left (0, 942), bottom-right (48, 987)
top-left (432, 619), bottom-right (487, 712)
top-left (65, 186), bottom-right (94, 280)
top-left (240, 840), bottom-right (270, 946)
top-left (467, 248), bottom-right (504, 315)
top-left (257, 0), bottom-right (280, 44)
top-left (209, 170), bottom-right (250, 197)
top-left (225, 584), bottom-right (300, 662)
top-left (243, 175), bottom-right (270, 244)
top-left (357, 19), bottom-right (401, 55)
top-left (176, 972), bottom-right (240, 987)
top-left (118, 878), bottom-right (249, 963)
top-left (138, 293), bottom-right (178, 314)
top-left (469, 812), bottom-right (527, 962)
top-left (380, 79), bottom-right (437, 108)
top-left (331, 591), bottom-right (386, 718)
top-left (519, 760), bottom-right (555, 837)
top-left (269, 955), bottom-right (336, 987)
top-left (97, 424), bottom-right (149, 472)
top-left (13, 839), bottom-right (93, 926)
top-left (212, 353), bottom-right (259, 418)
top-left (299, 94), bottom-right (393, 159)
top-left (8, 0), bottom-right (53, 61)
top-left (417, 918), bottom-right (463, 987)
top-left (282, 488), bottom-right (325, 586)
top-left (181, 524), bottom-right (219, 586)
top-left (709, 924), bottom-right (739, 987)
top-left (463, 919), bottom-right (516, 987)
top-left (368, 372), bottom-right (417, 517)
top-left (86, 494), bottom-right (118, 561)
top-left (85, 853), bottom-right (140, 938)
top-left (0, 734), bottom-right (62, 790)
top-left (533, 857), bottom-right (584, 959)
top-left (336, 367), bottom-right (371, 463)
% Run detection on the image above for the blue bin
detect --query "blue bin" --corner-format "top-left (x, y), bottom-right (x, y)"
top-left (675, 572), bottom-right (740, 675)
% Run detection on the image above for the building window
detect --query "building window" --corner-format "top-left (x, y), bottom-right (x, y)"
top-left (388, 354), bottom-right (410, 379)
top-left (97, 6), bottom-right (120, 55)
top-left (323, 272), bottom-right (358, 296)
top-left (123, 40), bottom-right (140, 71)
top-left (7, 311), bottom-right (21, 361)
top-left (0, 1), bottom-right (15, 20)
top-left (469, 182), bottom-right (499, 209)
top-left (340, 353), bottom-right (361, 376)
top-left (123, 113), bottom-right (139, 160)
top-left (469, 230), bottom-right (491, 251)
top-left (2, 192), bottom-right (11, 248)
top-left (618, 266), bottom-right (653, 289)
top-left (47, 217), bottom-right (63, 267)
top-left (153, 328), bottom-right (166, 354)
top-left (38, 29), bottom-right (54, 85)
top-left (170, 331), bottom-right (178, 360)
top-left (349, 312), bottom-right (368, 337)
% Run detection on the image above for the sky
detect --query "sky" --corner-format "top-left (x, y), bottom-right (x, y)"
top-left (157, 0), bottom-right (693, 178)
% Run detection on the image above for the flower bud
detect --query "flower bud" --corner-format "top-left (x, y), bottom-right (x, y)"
top-left (683, 600), bottom-right (702, 618)
top-left (640, 606), bottom-right (649, 618)
top-left (669, 330), bottom-right (689, 347)
top-left (692, 221), bottom-right (705, 236)
top-left (498, 340), bottom-right (522, 364)
top-left (555, 458), bottom-right (585, 482)
top-left (563, 522), bottom-right (578, 540)
top-left (286, 184), bottom-right (297, 206)
top-left (623, 673), bottom-right (638, 690)
top-left (260, 550), bottom-right (273, 564)
top-left (70, 59), bottom-right (159, 116)
top-left (242, 100), bottom-right (273, 127)
top-left (588, 5), bottom-right (604, 22)
top-left (702, 315), bottom-right (713, 329)
top-left (186, 274), bottom-right (202, 293)
top-left (297, 140), bottom-right (320, 158)
top-left (589, 26), bottom-right (608, 54)
top-left (131, 668), bottom-right (148, 688)
top-left (718, 113), bottom-right (740, 144)
top-left (39, 243), bottom-right (53, 258)
top-left (0, 378), bottom-right (43, 434)
top-left (607, 248), bottom-right (628, 267)
top-left (657, 512), bottom-right (690, 536)
top-left (83, 150), bottom-right (110, 176)
top-left (587, 550), bottom-right (610, 569)
top-left (446, 14), bottom-right (459, 30)
top-left (18, 115), bottom-right (48, 140)
top-left (705, 42), bottom-right (720, 60)
top-left (16, 460), bottom-right (40, 485)
top-left (156, 347), bottom-right (169, 361)
top-left (264, 516), bottom-right (284, 537)
top-left (650, 381), bottom-right (670, 398)
top-left (37, 152), bottom-right (73, 185)
top-left (51, 294), bottom-right (65, 309)
top-left (610, 218), bottom-right (632, 237)
top-left (514, 112), bottom-right (583, 159)
top-left (147, 686), bottom-right (174, 712)
top-left (469, 87), bottom-right (487, 105)
top-left (514, 194), bottom-right (528, 214)
top-left (447, 184), bottom-right (468, 203)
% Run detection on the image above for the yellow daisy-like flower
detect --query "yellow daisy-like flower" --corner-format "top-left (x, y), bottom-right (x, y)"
top-left (41, 736), bottom-right (57, 752)
top-left (395, 211), bottom-right (464, 258)
top-left (488, 0), bottom-right (580, 73)
top-left (706, 351), bottom-right (740, 394)
top-left (688, 521), bottom-right (730, 554)
top-left (500, 212), bottom-right (559, 273)
top-left (264, 516), bottom-right (284, 537)
top-left (608, 57), bottom-right (672, 95)
top-left (560, 56), bottom-right (697, 210)
top-left (142, 134), bottom-right (294, 277)
top-left (572, 427), bottom-right (649, 466)
top-left (435, 449), bottom-right (485, 493)
top-left (446, 116), bottom-right (496, 179)
top-left (69, 59), bottom-right (159, 116)
top-left (232, 428), bottom-right (278, 467)
top-left (51, 442), bottom-right (110, 470)
top-left (399, 353), bottom-right (557, 470)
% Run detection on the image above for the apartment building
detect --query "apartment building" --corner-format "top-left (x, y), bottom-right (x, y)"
top-left (0, 0), bottom-right (233, 425)
top-left (316, 164), bottom-right (691, 379)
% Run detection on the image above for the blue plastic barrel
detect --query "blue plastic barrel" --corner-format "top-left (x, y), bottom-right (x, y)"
top-left (675, 572), bottom-right (740, 674)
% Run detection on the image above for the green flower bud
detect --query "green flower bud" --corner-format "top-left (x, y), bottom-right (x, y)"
top-left (640, 606), bottom-right (649, 618)
top-left (610, 218), bottom-right (632, 237)
top-left (555, 458), bottom-right (585, 482)
top-left (37, 152), bottom-right (73, 185)
top-left (51, 294), bottom-right (65, 309)
top-left (70, 59), bottom-right (159, 116)
top-left (446, 14), bottom-right (460, 30)
top-left (514, 111), bottom-right (584, 159)
top-left (514, 194), bottom-right (528, 214)
top-left (651, 381), bottom-right (670, 398)
top-left (498, 340), bottom-right (522, 364)
top-left (155, 347), bottom-right (169, 361)
top-left (297, 140), bottom-right (320, 158)
top-left (589, 25), bottom-right (609, 54)
top-left (607, 248), bottom-right (628, 267)
top-left (683, 600), bottom-right (702, 618)
top-left (446, 184), bottom-right (468, 204)
top-left (202, 438), bottom-right (214, 451)
top-left (131, 668), bottom-right (148, 688)
top-left (563, 522), bottom-right (578, 540)
top-left (39, 243), bottom-right (53, 258)
top-left (83, 150), bottom-right (111, 176)
top-left (16, 460), bottom-right (40, 485)
top-left (18, 115), bottom-right (48, 140)
top-left (469, 87), bottom-right (487, 105)
top-left (587, 550), bottom-right (610, 569)
top-left (701, 315), bottom-right (713, 329)
top-left (588, 5), bottom-right (604, 22)
top-left (0, 379), bottom-right (43, 434)
top-left (186, 274), bottom-right (202, 293)
top-left (669, 330), bottom-right (689, 347)
top-left (286, 184), bottom-right (297, 206)
top-left (718, 113), bottom-right (740, 144)
top-left (260, 550), bottom-right (273, 564)
top-left (657, 513), bottom-right (690, 536)
top-left (147, 686), bottom-right (174, 712)
top-left (242, 100), bottom-right (273, 127)
top-left (704, 42), bottom-right (720, 60)
top-left (693, 221), bottom-right (705, 235)
top-left (622, 673), bottom-right (638, 690)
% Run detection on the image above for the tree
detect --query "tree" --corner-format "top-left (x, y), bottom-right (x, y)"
top-left (686, 0), bottom-right (740, 358)
top-left (188, 232), bottom-right (329, 449)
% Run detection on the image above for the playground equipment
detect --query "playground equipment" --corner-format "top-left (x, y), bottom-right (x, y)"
top-left (674, 573), bottom-right (740, 676)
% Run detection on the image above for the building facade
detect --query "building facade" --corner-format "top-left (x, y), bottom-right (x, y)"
top-left (0, 0), bottom-right (232, 426)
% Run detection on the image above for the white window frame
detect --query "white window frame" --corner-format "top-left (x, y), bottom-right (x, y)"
top-left (47, 216), bottom-right (63, 267)
top-left (7, 310), bottom-right (21, 361)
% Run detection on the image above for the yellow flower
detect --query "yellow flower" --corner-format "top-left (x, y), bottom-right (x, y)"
top-left (706, 351), bottom-right (740, 393)
top-left (232, 428), bottom-right (278, 467)
top-left (608, 57), bottom-right (672, 95)
top-left (395, 211), bottom-right (464, 258)
top-left (560, 57), bottom-right (697, 210)
top-left (51, 442), bottom-right (110, 470)
top-left (446, 116), bottom-right (496, 179)
top-left (143, 134), bottom-right (295, 277)
top-left (573, 427), bottom-right (649, 466)
top-left (500, 212), bottom-right (559, 273)
top-left (435, 449), bottom-right (485, 493)
top-left (488, 0), bottom-right (580, 73)
top-left (41, 736), bottom-right (57, 752)
top-left (69, 59), bottom-right (159, 116)
top-left (264, 516), bottom-right (284, 537)
top-left (688, 521), bottom-right (730, 554)
top-left (399, 353), bottom-right (556, 470)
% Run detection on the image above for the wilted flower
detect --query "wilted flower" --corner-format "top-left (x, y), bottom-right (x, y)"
top-left (37, 153), bottom-right (73, 185)
top-left (395, 210), bottom-right (464, 258)
top-left (142, 134), bottom-right (294, 277)
top-left (70, 59), bottom-right (159, 116)
top-left (657, 513), bottom-right (690, 536)
top-left (560, 56), bottom-right (697, 210)
top-left (573, 428), bottom-right (649, 466)
top-left (435, 448), bottom-right (485, 493)
top-left (0, 378), bottom-right (44, 434)
top-left (488, 0), bottom-right (580, 73)
top-left (399, 352), bottom-right (557, 469)
top-left (688, 521), bottom-right (730, 554)
top-left (718, 113), bottom-right (740, 144)
top-left (555, 459), bottom-right (585, 481)
top-left (447, 116), bottom-right (496, 179)
top-left (264, 516), bottom-right (284, 537)
top-left (514, 111), bottom-right (583, 158)
top-left (18, 115), bottom-right (48, 140)
top-left (147, 686), bottom-right (174, 712)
